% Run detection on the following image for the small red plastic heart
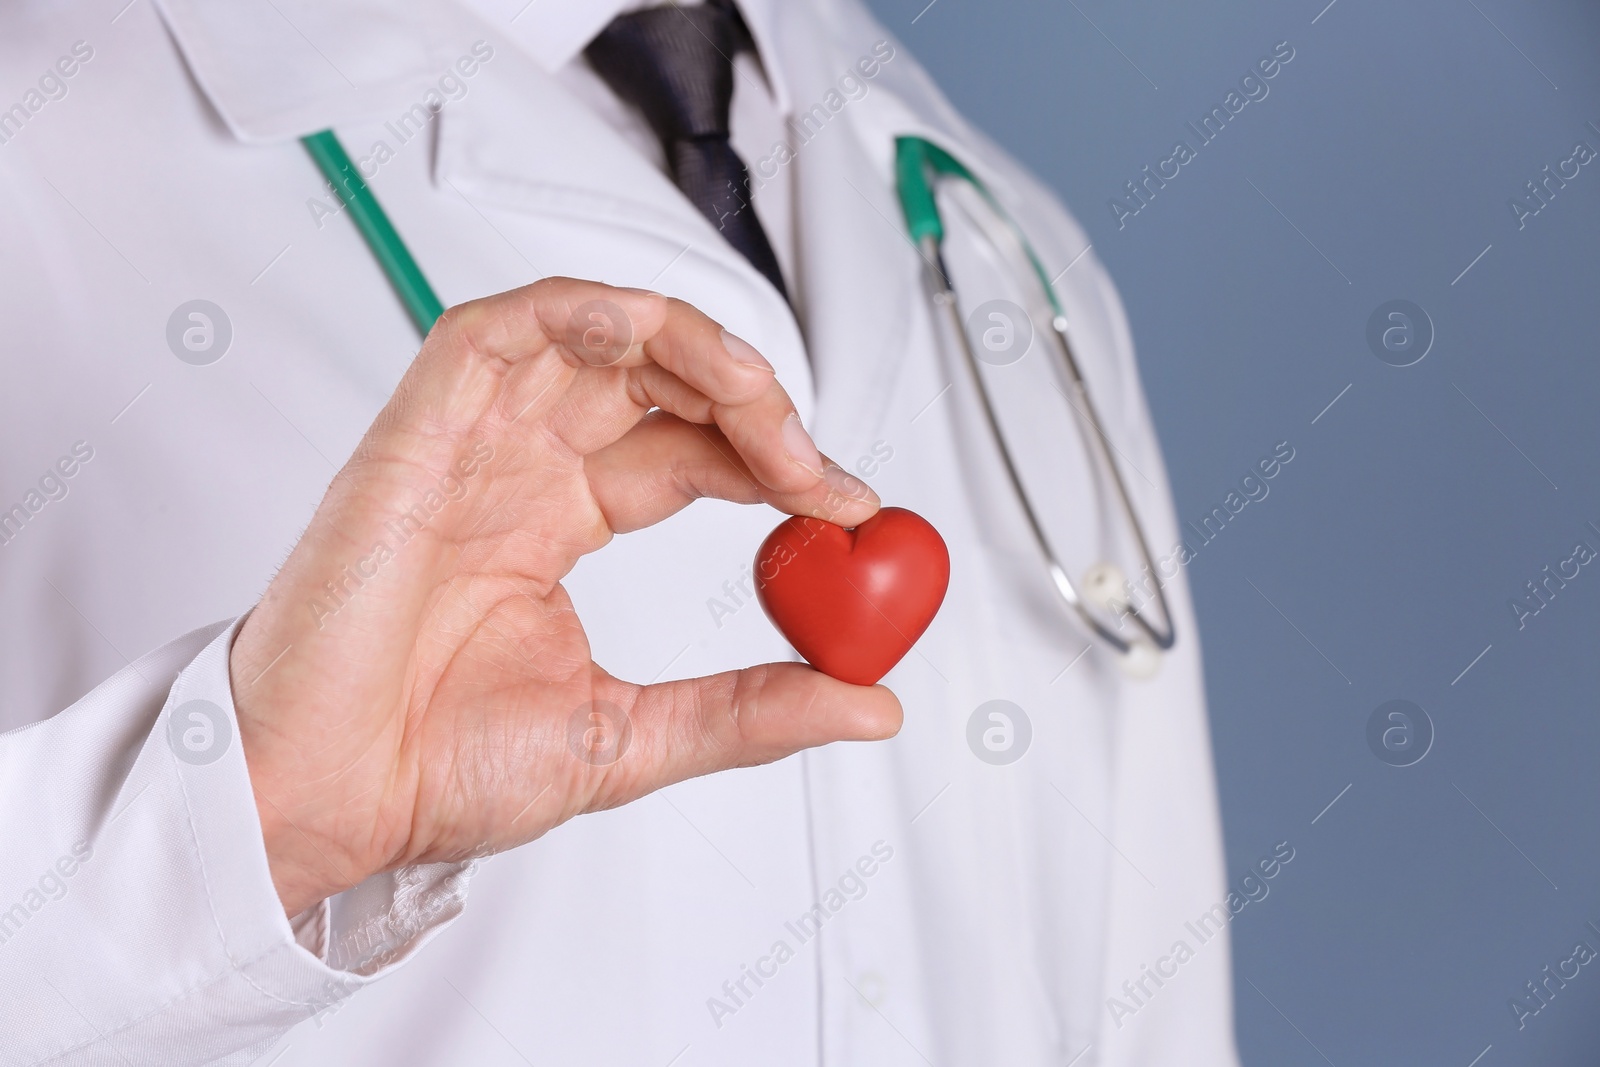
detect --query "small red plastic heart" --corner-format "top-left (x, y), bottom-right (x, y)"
top-left (754, 507), bottom-right (950, 686)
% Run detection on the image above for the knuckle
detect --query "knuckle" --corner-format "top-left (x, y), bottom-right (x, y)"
top-left (431, 302), bottom-right (496, 365)
top-left (709, 666), bottom-right (768, 754)
top-left (427, 302), bottom-right (471, 346)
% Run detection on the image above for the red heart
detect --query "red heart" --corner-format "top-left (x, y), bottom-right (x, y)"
top-left (754, 507), bottom-right (950, 686)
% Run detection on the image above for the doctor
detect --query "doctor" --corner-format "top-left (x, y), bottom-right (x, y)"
top-left (0, 0), bottom-right (1236, 1064)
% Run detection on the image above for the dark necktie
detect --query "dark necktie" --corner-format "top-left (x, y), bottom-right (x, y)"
top-left (586, 1), bottom-right (790, 303)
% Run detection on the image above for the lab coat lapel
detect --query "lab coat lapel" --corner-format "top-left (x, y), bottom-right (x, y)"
top-left (430, 14), bottom-right (814, 417)
top-left (777, 9), bottom-right (918, 460)
top-left (777, 12), bottom-right (1021, 462)
top-left (431, 58), bottom-right (721, 275)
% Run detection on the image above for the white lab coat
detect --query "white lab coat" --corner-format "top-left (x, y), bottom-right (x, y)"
top-left (0, 1), bottom-right (1238, 1064)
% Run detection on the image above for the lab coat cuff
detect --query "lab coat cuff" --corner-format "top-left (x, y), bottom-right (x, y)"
top-left (197, 616), bottom-right (479, 985)
top-left (157, 615), bottom-right (373, 1010)
top-left (167, 615), bottom-right (473, 1003)
top-left (0, 612), bottom-right (481, 1063)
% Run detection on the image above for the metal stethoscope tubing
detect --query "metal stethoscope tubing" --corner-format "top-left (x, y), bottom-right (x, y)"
top-left (913, 182), bottom-right (1177, 670)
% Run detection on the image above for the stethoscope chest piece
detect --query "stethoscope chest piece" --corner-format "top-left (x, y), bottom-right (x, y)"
top-left (1081, 561), bottom-right (1131, 615)
top-left (1081, 562), bottom-right (1163, 679)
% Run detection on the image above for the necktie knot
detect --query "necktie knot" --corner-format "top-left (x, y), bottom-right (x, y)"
top-left (586, 3), bottom-right (741, 144)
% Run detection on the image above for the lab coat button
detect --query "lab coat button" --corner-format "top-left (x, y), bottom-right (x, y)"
top-left (852, 969), bottom-right (888, 1008)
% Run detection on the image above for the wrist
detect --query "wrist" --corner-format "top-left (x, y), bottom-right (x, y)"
top-left (253, 796), bottom-right (351, 917)
top-left (230, 631), bottom-right (358, 917)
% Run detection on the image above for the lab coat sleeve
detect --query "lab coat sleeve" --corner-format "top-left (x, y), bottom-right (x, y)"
top-left (0, 617), bottom-right (476, 1066)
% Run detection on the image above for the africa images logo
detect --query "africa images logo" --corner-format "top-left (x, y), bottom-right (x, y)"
top-left (166, 699), bottom-right (232, 766)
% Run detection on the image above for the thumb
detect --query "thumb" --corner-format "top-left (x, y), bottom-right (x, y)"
top-left (581, 664), bottom-right (903, 807)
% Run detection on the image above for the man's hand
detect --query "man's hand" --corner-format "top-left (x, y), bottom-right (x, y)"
top-left (228, 279), bottom-right (900, 917)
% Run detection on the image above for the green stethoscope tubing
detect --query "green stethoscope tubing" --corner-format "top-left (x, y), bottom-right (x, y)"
top-left (894, 135), bottom-right (1175, 658)
top-left (299, 128), bottom-right (1173, 660)
top-left (301, 130), bottom-right (444, 336)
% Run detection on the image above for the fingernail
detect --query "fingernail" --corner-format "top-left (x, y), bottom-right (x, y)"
top-left (721, 329), bottom-right (773, 373)
top-left (824, 463), bottom-right (880, 506)
top-left (621, 287), bottom-right (661, 297)
top-left (782, 414), bottom-right (824, 476)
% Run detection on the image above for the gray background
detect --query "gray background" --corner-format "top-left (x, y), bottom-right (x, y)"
top-left (862, 0), bottom-right (1600, 1062)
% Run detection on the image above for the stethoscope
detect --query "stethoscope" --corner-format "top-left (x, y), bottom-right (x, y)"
top-left (300, 128), bottom-right (1175, 677)
top-left (894, 135), bottom-right (1174, 677)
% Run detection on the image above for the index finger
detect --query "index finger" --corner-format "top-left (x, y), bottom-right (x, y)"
top-left (525, 278), bottom-right (829, 495)
top-left (520, 279), bottom-right (779, 407)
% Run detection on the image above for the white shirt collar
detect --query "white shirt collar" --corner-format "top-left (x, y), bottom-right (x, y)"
top-left (456, 0), bottom-right (791, 114)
